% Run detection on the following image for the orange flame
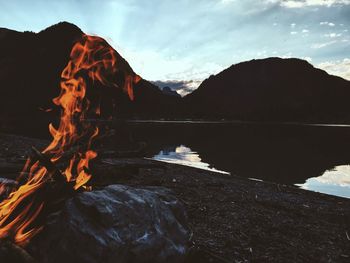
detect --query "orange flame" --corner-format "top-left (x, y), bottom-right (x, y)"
top-left (0, 34), bottom-right (140, 245)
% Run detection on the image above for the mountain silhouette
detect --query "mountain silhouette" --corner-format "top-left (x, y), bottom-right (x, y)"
top-left (1, 22), bottom-right (350, 137)
top-left (161, 87), bottom-right (181, 98)
top-left (184, 57), bottom-right (350, 123)
top-left (0, 22), bottom-right (179, 135)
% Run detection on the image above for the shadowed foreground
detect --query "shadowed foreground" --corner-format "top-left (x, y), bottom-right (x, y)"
top-left (0, 133), bottom-right (349, 262)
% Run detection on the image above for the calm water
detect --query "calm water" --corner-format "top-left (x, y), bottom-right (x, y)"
top-left (153, 145), bottom-right (229, 174)
top-left (121, 121), bottom-right (350, 198)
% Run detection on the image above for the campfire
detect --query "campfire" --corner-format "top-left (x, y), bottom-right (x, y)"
top-left (0, 34), bottom-right (140, 246)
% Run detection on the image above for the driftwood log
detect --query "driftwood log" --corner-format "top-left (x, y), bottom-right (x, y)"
top-left (30, 147), bottom-right (66, 184)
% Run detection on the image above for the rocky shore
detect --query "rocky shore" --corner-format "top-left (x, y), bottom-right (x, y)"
top-left (0, 133), bottom-right (349, 262)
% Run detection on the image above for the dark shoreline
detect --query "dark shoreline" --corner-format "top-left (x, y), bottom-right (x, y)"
top-left (126, 119), bottom-right (350, 128)
top-left (0, 133), bottom-right (350, 262)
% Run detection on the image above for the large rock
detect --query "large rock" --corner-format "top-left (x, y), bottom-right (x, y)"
top-left (30, 185), bottom-right (190, 263)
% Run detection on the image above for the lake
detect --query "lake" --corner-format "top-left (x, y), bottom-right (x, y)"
top-left (121, 121), bottom-right (350, 198)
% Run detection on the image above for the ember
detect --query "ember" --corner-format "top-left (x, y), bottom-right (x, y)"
top-left (0, 34), bottom-right (140, 246)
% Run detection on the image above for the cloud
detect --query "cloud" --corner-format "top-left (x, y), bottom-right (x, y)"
top-left (224, 0), bottom-right (350, 7)
top-left (320, 21), bottom-right (336, 26)
top-left (151, 80), bottom-right (202, 96)
top-left (318, 58), bottom-right (350, 80)
top-left (311, 40), bottom-right (338, 48)
top-left (323, 32), bottom-right (342, 38)
top-left (220, 0), bottom-right (236, 3)
top-left (281, 52), bottom-right (293, 58)
top-left (302, 56), bottom-right (313, 62)
top-left (275, 0), bottom-right (350, 8)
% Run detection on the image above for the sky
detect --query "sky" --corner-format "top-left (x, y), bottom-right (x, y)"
top-left (0, 0), bottom-right (349, 95)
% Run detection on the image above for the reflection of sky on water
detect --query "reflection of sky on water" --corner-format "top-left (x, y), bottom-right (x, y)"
top-left (152, 145), bottom-right (230, 175)
top-left (297, 165), bottom-right (350, 198)
top-left (153, 144), bottom-right (350, 199)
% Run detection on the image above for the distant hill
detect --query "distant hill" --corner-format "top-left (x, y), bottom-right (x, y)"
top-left (184, 57), bottom-right (350, 123)
top-left (0, 22), bottom-right (179, 135)
top-left (161, 87), bottom-right (181, 98)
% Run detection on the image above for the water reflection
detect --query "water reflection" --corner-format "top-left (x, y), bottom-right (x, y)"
top-left (115, 121), bottom-right (350, 199)
top-left (153, 145), bottom-right (230, 175)
top-left (297, 165), bottom-right (350, 198)
top-left (154, 144), bottom-right (350, 198)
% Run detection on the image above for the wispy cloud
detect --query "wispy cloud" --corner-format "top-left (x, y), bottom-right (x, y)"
top-left (323, 33), bottom-right (342, 38)
top-left (318, 58), bottom-right (350, 80)
top-left (302, 56), bottom-right (313, 62)
top-left (320, 21), bottom-right (336, 26)
top-left (311, 40), bottom-right (338, 48)
top-left (276, 0), bottom-right (350, 8)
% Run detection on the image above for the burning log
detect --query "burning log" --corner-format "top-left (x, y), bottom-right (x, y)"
top-left (30, 147), bottom-right (66, 184)
top-left (45, 129), bottom-right (116, 165)
top-left (0, 31), bottom-right (192, 263)
top-left (0, 34), bottom-right (141, 247)
top-left (29, 146), bottom-right (76, 211)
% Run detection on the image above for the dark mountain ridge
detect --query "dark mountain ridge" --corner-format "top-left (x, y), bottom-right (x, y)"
top-left (0, 22), bottom-right (83, 134)
top-left (184, 57), bottom-right (350, 123)
top-left (0, 22), bottom-right (179, 135)
top-left (1, 22), bottom-right (350, 137)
